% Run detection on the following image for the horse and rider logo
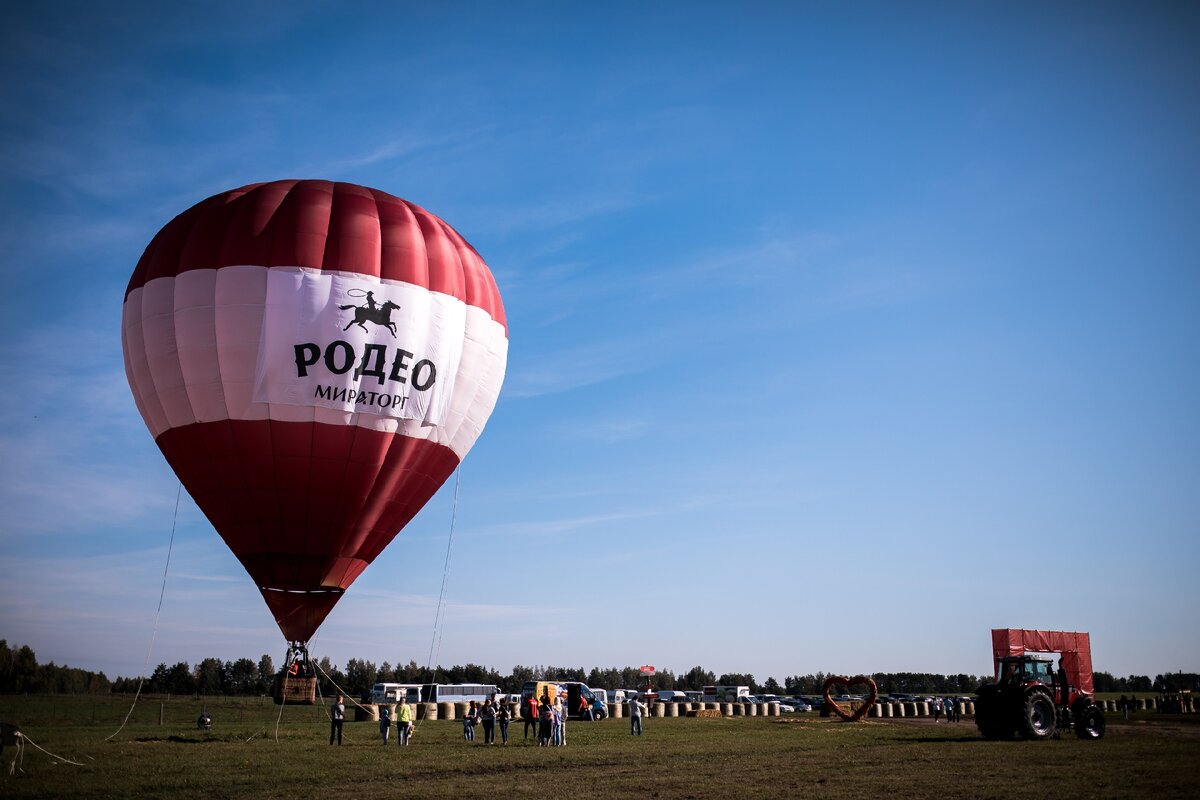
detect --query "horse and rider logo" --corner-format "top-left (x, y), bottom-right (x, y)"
top-left (339, 289), bottom-right (399, 337)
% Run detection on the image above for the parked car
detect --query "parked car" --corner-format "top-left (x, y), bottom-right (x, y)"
top-left (788, 697), bottom-right (812, 712)
top-left (758, 694), bottom-right (796, 712)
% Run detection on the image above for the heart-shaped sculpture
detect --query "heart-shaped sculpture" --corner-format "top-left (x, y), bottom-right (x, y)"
top-left (822, 675), bottom-right (879, 722)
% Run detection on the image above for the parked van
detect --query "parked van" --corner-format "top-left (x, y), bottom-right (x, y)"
top-left (560, 681), bottom-right (608, 719)
top-left (520, 680), bottom-right (561, 707)
top-left (606, 689), bottom-right (627, 706)
top-left (656, 689), bottom-right (690, 703)
top-left (370, 682), bottom-right (421, 704)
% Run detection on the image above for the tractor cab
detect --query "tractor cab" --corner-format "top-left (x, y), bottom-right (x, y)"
top-left (999, 655), bottom-right (1055, 685)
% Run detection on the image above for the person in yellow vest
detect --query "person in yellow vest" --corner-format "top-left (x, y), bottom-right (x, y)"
top-left (397, 701), bottom-right (413, 746)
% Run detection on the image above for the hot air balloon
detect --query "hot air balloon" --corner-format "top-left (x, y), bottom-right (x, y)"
top-left (122, 180), bottom-right (507, 685)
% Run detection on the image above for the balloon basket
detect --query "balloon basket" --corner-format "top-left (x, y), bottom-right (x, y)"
top-left (274, 675), bottom-right (317, 705)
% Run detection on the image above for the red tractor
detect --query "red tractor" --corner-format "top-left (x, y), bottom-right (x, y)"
top-left (974, 628), bottom-right (1106, 740)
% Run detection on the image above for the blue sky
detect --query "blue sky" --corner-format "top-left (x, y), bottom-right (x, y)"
top-left (2, 2), bottom-right (1197, 685)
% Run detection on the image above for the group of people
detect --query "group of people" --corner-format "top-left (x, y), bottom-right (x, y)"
top-left (328, 690), bottom-right (653, 747)
top-left (930, 696), bottom-right (961, 723)
top-left (521, 692), bottom-right (569, 746)
top-left (378, 698), bottom-right (415, 745)
top-left (328, 693), bottom-right (414, 746)
top-left (461, 697), bottom-right (511, 744)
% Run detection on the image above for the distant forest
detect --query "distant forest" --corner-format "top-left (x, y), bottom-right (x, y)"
top-left (2, 640), bottom-right (1196, 698)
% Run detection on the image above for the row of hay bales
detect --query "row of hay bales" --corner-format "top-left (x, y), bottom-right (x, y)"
top-left (355, 700), bottom-right (982, 722)
top-left (868, 700), bottom-right (975, 718)
top-left (356, 701), bottom-right (791, 721)
top-left (1095, 698), bottom-right (1160, 712)
top-left (348, 696), bottom-right (1170, 723)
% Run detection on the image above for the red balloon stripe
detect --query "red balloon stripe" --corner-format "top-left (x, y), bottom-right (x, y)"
top-left (127, 180), bottom-right (506, 333)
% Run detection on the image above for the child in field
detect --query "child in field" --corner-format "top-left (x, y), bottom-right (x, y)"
top-left (379, 704), bottom-right (392, 744)
top-left (463, 700), bottom-right (479, 742)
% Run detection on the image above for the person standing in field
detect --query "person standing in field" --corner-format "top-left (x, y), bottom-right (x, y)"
top-left (330, 694), bottom-right (345, 745)
top-left (481, 694), bottom-right (497, 744)
top-left (932, 696), bottom-right (942, 722)
top-left (498, 698), bottom-right (511, 744)
top-left (550, 697), bottom-right (562, 747)
top-left (524, 693), bottom-right (538, 740)
top-left (397, 701), bottom-right (413, 746)
top-left (538, 697), bottom-right (553, 746)
top-left (463, 700), bottom-right (479, 742)
top-left (379, 704), bottom-right (392, 745)
top-left (558, 695), bottom-right (567, 747)
top-left (628, 694), bottom-right (645, 736)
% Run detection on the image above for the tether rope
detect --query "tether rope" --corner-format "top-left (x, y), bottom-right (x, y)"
top-left (8, 731), bottom-right (84, 773)
top-left (412, 469), bottom-right (461, 735)
top-left (253, 469), bottom-right (464, 743)
top-left (104, 482), bottom-right (182, 742)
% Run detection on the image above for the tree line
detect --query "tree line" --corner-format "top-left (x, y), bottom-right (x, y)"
top-left (3, 640), bottom-right (1196, 698)
top-left (0, 640), bottom-right (112, 694)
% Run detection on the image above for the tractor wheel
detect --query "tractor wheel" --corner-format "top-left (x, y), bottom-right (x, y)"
top-left (1018, 689), bottom-right (1056, 740)
top-left (974, 685), bottom-right (1014, 740)
top-left (1074, 702), bottom-right (1106, 740)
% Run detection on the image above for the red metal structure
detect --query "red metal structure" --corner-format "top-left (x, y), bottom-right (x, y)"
top-left (991, 628), bottom-right (1095, 700)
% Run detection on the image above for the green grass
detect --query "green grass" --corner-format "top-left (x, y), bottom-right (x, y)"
top-left (2, 695), bottom-right (1197, 799)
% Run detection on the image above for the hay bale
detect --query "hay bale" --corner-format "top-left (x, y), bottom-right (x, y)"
top-left (417, 702), bottom-right (437, 720)
top-left (438, 702), bottom-right (456, 720)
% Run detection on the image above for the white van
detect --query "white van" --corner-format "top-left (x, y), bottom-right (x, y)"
top-left (370, 683), bottom-right (421, 704)
top-left (656, 690), bottom-right (689, 703)
top-left (607, 689), bottom-right (627, 705)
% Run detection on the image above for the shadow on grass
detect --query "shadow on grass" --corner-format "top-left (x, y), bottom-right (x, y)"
top-left (133, 734), bottom-right (235, 744)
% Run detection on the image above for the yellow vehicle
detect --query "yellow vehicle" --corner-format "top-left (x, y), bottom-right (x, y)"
top-left (520, 680), bottom-right (560, 706)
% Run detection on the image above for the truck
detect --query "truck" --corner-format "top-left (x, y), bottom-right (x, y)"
top-left (974, 628), bottom-right (1105, 740)
top-left (702, 685), bottom-right (751, 702)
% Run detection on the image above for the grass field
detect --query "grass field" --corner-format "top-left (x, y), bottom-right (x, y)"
top-left (2, 695), bottom-right (1197, 799)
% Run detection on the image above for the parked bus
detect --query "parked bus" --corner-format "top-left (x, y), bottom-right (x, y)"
top-left (419, 683), bottom-right (501, 704)
top-left (370, 682), bottom-right (422, 704)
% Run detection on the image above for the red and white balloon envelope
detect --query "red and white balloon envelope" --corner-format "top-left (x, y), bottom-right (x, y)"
top-left (122, 180), bottom-right (507, 644)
